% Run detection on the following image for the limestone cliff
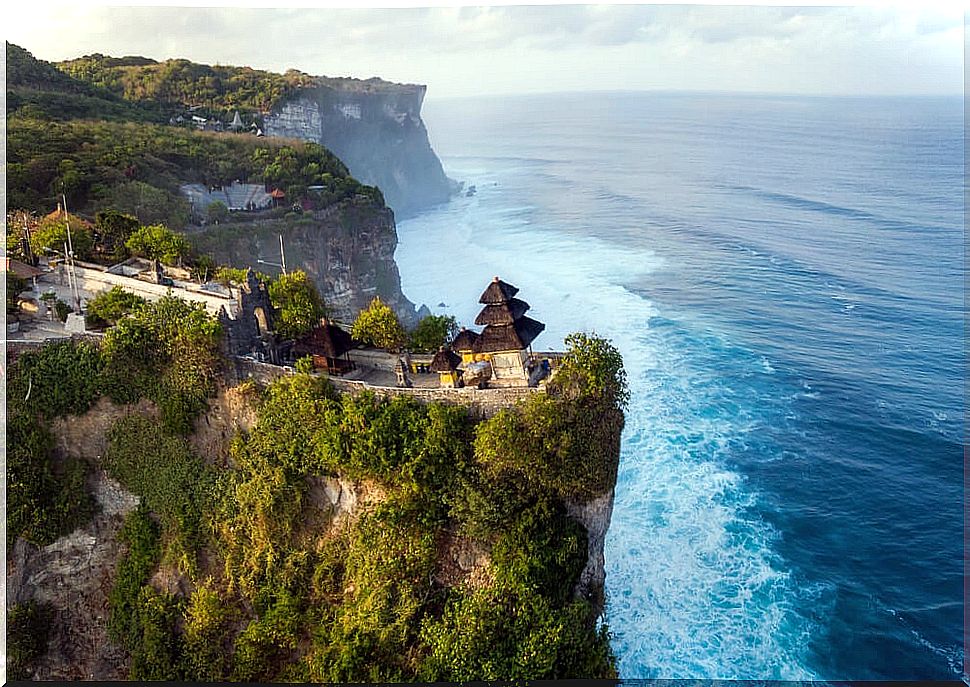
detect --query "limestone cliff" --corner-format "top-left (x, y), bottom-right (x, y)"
top-left (187, 197), bottom-right (417, 325)
top-left (264, 79), bottom-right (452, 218)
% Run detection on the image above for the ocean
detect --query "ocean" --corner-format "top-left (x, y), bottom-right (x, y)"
top-left (393, 92), bottom-right (964, 682)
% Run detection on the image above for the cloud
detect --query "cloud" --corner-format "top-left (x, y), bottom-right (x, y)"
top-left (4, 4), bottom-right (963, 97)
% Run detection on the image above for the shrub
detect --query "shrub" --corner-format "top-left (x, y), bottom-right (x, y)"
top-left (408, 314), bottom-right (458, 353)
top-left (231, 589), bottom-right (302, 681)
top-left (350, 296), bottom-right (406, 350)
top-left (182, 581), bottom-right (235, 681)
top-left (268, 270), bottom-right (326, 339)
top-left (125, 223), bottom-right (191, 265)
top-left (7, 339), bottom-right (104, 417)
top-left (7, 601), bottom-right (51, 680)
top-left (104, 416), bottom-right (214, 569)
top-left (54, 299), bottom-right (72, 322)
top-left (418, 581), bottom-right (615, 681)
top-left (108, 503), bottom-right (162, 650)
top-left (85, 286), bottom-right (146, 329)
top-left (30, 210), bottom-right (94, 259)
top-left (100, 294), bottom-right (222, 431)
top-left (550, 332), bottom-right (628, 408)
top-left (473, 391), bottom-right (623, 501)
top-left (128, 587), bottom-right (183, 680)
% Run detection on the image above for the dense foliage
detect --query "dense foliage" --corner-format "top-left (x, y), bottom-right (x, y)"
top-left (125, 223), bottom-right (191, 265)
top-left (85, 286), bottom-right (147, 329)
top-left (8, 116), bottom-right (381, 227)
top-left (59, 53), bottom-right (317, 114)
top-left (408, 314), bottom-right (459, 353)
top-left (105, 417), bottom-right (215, 570)
top-left (7, 42), bottom-right (165, 123)
top-left (100, 295), bottom-right (223, 433)
top-left (351, 296), bottom-right (407, 350)
top-left (29, 209), bottom-right (95, 260)
top-left (267, 270), bottom-right (327, 339)
top-left (6, 601), bottom-right (52, 680)
top-left (7, 262), bottom-right (625, 681)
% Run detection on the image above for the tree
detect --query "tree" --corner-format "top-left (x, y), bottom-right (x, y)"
top-left (267, 270), bottom-right (326, 339)
top-left (95, 209), bottom-right (139, 261)
top-left (85, 286), bottom-right (147, 329)
top-left (351, 297), bottom-right (407, 350)
top-left (190, 254), bottom-right (216, 283)
top-left (30, 210), bottom-right (94, 260)
top-left (206, 200), bottom-right (228, 224)
top-left (408, 315), bottom-right (458, 353)
top-left (125, 224), bottom-right (191, 265)
top-left (550, 333), bottom-right (628, 408)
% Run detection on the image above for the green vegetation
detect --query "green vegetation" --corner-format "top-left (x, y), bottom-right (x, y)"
top-left (7, 42), bottom-right (166, 123)
top-left (8, 115), bottom-right (381, 227)
top-left (105, 416), bottom-right (215, 570)
top-left (59, 52), bottom-right (317, 114)
top-left (351, 296), bottom-right (407, 350)
top-left (268, 270), bottom-right (326, 339)
top-left (7, 601), bottom-right (52, 680)
top-left (85, 286), bottom-right (147, 329)
top-left (29, 209), bottom-right (94, 260)
top-left (94, 209), bottom-right (140, 262)
top-left (6, 340), bottom-right (101, 547)
top-left (6, 255), bottom-right (624, 681)
top-left (408, 314), bottom-right (459, 353)
top-left (100, 295), bottom-right (223, 433)
top-left (125, 223), bottom-right (191, 265)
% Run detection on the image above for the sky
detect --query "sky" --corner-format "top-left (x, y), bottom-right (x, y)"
top-left (3, 2), bottom-right (964, 99)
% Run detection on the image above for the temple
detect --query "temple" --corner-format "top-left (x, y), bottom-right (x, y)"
top-left (467, 276), bottom-right (546, 386)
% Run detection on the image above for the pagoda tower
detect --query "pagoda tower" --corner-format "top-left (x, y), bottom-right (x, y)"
top-left (472, 276), bottom-right (545, 384)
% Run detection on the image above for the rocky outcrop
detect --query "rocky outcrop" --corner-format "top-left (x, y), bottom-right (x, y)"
top-left (7, 472), bottom-right (139, 680)
top-left (188, 198), bottom-right (417, 325)
top-left (264, 81), bottom-right (452, 218)
top-left (566, 489), bottom-right (616, 612)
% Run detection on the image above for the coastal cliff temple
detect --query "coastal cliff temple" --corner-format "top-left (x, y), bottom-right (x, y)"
top-left (470, 276), bottom-right (545, 386)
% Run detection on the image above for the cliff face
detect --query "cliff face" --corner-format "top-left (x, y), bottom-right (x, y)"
top-left (264, 83), bottom-right (452, 218)
top-left (8, 353), bottom-right (622, 680)
top-left (188, 198), bottom-right (417, 325)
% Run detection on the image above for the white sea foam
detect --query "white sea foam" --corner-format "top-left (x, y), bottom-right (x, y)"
top-left (396, 162), bottom-right (816, 680)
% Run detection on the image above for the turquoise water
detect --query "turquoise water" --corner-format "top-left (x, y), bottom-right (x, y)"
top-left (394, 92), bottom-right (964, 681)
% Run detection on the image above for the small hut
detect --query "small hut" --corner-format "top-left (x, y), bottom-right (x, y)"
top-left (451, 327), bottom-right (480, 365)
top-left (472, 276), bottom-right (545, 385)
top-left (430, 346), bottom-right (463, 388)
top-left (270, 188), bottom-right (286, 207)
top-left (291, 318), bottom-right (356, 374)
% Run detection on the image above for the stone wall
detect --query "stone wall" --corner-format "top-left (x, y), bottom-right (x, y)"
top-left (229, 358), bottom-right (538, 419)
top-left (49, 263), bottom-right (234, 316)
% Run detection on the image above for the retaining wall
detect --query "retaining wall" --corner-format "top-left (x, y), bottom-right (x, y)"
top-left (230, 358), bottom-right (538, 418)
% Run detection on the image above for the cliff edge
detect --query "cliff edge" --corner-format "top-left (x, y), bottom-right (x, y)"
top-left (264, 79), bottom-right (452, 218)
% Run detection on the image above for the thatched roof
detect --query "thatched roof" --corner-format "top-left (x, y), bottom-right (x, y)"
top-left (292, 319), bottom-right (354, 359)
top-left (473, 316), bottom-right (545, 353)
top-left (430, 347), bottom-right (462, 372)
top-left (474, 297), bottom-right (530, 326)
top-left (6, 258), bottom-right (44, 280)
top-left (478, 276), bottom-right (519, 304)
top-left (451, 327), bottom-right (480, 351)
